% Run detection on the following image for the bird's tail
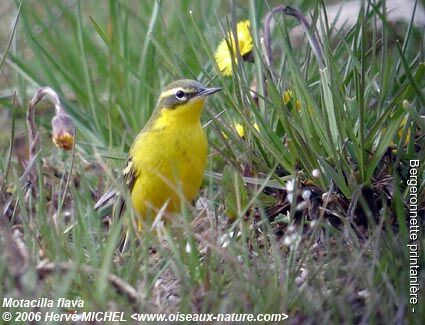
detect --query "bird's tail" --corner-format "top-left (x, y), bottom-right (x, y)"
top-left (94, 187), bottom-right (131, 252)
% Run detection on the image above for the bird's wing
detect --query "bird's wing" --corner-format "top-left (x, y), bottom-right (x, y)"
top-left (94, 157), bottom-right (139, 253)
top-left (94, 157), bottom-right (137, 219)
top-left (122, 156), bottom-right (137, 192)
top-left (94, 185), bottom-right (119, 211)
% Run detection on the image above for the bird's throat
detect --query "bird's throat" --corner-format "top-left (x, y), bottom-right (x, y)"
top-left (155, 98), bottom-right (205, 128)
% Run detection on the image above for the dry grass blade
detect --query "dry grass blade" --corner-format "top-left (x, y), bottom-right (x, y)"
top-left (0, 218), bottom-right (29, 291)
top-left (36, 261), bottom-right (141, 303)
top-left (24, 87), bottom-right (76, 197)
top-left (0, 3), bottom-right (21, 73)
top-left (263, 5), bottom-right (324, 71)
top-left (283, 6), bottom-right (324, 68)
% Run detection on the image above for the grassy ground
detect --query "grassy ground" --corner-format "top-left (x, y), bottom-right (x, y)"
top-left (0, 0), bottom-right (424, 323)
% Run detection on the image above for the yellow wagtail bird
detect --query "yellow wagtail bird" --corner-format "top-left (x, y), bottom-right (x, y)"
top-left (95, 79), bottom-right (221, 236)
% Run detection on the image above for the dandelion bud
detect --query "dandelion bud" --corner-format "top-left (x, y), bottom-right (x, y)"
top-left (283, 89), bottom-right (302, 112)
top-left (51, 113), bottom-right (75, 151)
top-left (283, 90), bottom-right (294, 105)
top-left (233, 122), bottom-right (259, 138)
top-left (234, 123), bottom-right (245, 138)
top-left (312, 169), bottom-right (321, 178)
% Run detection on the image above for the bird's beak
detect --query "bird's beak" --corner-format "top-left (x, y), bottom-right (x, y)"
top-left (198, 87), bottom-right (222, 97)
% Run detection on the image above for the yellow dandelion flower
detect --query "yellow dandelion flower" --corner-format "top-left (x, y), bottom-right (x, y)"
top-left (215, 20), bottom-right (253, 76)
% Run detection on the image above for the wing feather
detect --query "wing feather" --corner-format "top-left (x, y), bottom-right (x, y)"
top-left (94, 157), bottom-right (137, 219)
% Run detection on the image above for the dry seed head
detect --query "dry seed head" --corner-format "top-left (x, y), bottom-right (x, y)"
top-left (51, 113), bottom-right (75, 151)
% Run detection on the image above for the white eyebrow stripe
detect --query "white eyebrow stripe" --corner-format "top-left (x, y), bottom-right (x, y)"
top-left (159, 88), bottom-right (182, 99)
top-left (159, 87), bottom-right (198, 99)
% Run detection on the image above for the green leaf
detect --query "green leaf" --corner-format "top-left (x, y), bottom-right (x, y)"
top-left (222, 164), bottom-right (249, 221)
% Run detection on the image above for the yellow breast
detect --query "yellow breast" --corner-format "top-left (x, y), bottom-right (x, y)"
top-left (129, 98), bottom-right (208, 228)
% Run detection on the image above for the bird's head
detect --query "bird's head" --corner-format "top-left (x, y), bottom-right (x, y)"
top-left (155, 79), bottom-right (221, 123)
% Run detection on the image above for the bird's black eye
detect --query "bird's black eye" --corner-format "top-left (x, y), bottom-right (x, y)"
top-left (176, 90), bottom-right (185, 99)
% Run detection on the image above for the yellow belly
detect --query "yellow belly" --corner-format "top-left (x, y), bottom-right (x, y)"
top-left (129, 122), bottom-right (207, 228)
